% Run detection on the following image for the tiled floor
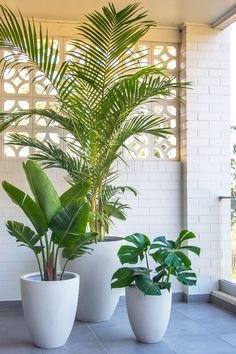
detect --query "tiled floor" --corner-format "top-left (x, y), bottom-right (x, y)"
top-left (0, 301), bottom-right (236, 354)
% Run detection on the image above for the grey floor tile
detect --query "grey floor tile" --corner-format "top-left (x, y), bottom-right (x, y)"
top-left (175, 303), bottom-right (236, 321)
top-left (42, 322), bottom-right (106, 354)
top-left (195, 315), bottom-right (236, 335)
top-left (1, 302), bottom-right (236, 353)
top-left (220, 333), bottom-right (236, 348)
top-left (0, 310), bottom-right (41, 353)
top-left (0, 343), bottom-right (42, 354)
top-left (164, 334), bottom-right (236, 354)
top-left (88, 322), bottom-right (176, 354)
top-left (165, 318), bottom-right (210, 337)
top-left (42, 344), bottom-right (106, 354)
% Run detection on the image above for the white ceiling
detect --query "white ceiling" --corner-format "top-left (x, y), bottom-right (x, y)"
top-left (2, 0), bottom-right (236, 27)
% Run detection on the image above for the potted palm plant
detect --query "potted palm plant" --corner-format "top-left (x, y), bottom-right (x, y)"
top-left (2, 160), bottom-right (96, 348)
top-left (111, 231), bottom-right (200, 343)
top-left (0, 3), bottom-right (189, 321)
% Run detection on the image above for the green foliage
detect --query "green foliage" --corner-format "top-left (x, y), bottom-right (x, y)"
top-left (3, 161), bottom-right (96, 281)
top-left (0, 3), bottom-right (190, 240)
top-left (50, 201), bottom-right (90, 247)
top-left (118, 233), bottom-right (150, 264)
top-left (60, 181), bottom-right (91, 207)
top-left (23, 160), bottom-right (61, 224)
top-left (2, 181), bottom-right (47, 235)
top-left (6, 221), bottom-right (43, 255)
top-left (62, 232), bottom-right (97, 260)
top-left (111, 230), bottom-right (200, 295)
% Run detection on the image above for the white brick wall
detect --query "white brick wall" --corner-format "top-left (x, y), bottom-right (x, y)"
top-left (180, 24), bottom-right (231, 295)
top-left (0, 159), bottom-right (183, 300)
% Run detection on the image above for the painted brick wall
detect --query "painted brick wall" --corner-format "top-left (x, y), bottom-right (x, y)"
top-left (180, 25), bottom-right (231, 295)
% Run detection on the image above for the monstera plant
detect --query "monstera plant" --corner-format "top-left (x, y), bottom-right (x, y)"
top-left (111, 231), bottom-right (200, 343)
top-left (111, 231), bottom-right (200, 294)
top-left (0, 3), bottom-right (189, 240)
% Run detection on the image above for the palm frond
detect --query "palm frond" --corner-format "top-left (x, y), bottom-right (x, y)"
top-left (0, 5), bottom-right (70, 95)
top-left (0, 108), bottom-right (72, 132)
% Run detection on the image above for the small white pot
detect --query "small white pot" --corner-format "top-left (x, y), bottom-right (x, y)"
top-left (21, 272), bottom-right (79, 349)
top-left (126, 286), bottom-right (172, 343)
top-left (67, 237), bottom-right (122, 322)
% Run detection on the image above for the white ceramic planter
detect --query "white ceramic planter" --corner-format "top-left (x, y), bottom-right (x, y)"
top-left (67, 236), bottom-right (122, 322)
top-left (20, 272), bottom-right (79, 349)
top-left (126, 286), bottom-right (172, 343)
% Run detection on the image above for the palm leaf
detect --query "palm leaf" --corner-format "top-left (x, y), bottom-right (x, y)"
top-left (0, 5), bottom-right (69, 95)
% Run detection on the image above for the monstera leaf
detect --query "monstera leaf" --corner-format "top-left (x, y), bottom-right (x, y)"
top-left (150, 234), bottom-right (200, 269)
top-left (118, 233), bottom-right (150, 264)
top-left (135, 275), bottom-right (162, 295)
top-left (111, 267), bottom-right (151, 288)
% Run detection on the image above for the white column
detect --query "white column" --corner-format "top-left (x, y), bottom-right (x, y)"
top-left (180, 24), bottom-right (231, 296)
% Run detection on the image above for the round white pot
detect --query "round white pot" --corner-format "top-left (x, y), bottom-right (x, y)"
top-left (67, 236), bottom-right (123, 322)
top-left (126, 286), bottom-right (172, 343)
top-left (20, 272), bottom-right (79, 349)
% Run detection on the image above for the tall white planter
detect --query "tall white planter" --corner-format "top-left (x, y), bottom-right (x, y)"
top-left (126, 286), bottom-right (172, 343)
top-left (21, 272), bottom-right (79, 349)
top-left (67, 237), bottom-right (122, 322)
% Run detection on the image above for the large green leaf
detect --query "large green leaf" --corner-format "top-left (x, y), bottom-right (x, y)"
top-left (111, 266), bottom-right (151, 288)
top-left (135, 275), bottom-right (161, 296)
top-left (150, 232), bottom-right (199, 271)
top-left (6, 221), bottom-right (43, 254)
top-left (125, 233), bottom-right (150, 248)
top-left (176, 270), bottom-right (197, 286)
top-left (179, 245), bottom-right (201, 256)
top-left (50, 200), bottom-right (90, 247)
top-left (118, 233), bottom-right (150, 264)
top-left (111, 267), bottom-right (135, 288)
top-left (2, 181), bottom-right (47, 235)
top-left (175, 230), bottom-right (196, 247)
top-left (60, 180), bottom-right (91, 207)
top-left (150, 236), bottom-right (175, 250)
top-left (62, 232), bottom-right (97, 260)
top-left (23, 160), bottom-right (61, 223)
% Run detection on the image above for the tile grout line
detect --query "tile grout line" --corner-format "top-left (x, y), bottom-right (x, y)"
top-left (86, 324), bottom-right (110, 354)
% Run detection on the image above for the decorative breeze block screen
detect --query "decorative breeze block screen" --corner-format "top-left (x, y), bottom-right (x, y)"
top-left (0, 39), bottom-right (179, 160)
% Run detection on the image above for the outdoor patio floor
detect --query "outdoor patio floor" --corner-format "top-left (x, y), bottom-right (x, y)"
top-left (1, 300), bottom-right (236, 354)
